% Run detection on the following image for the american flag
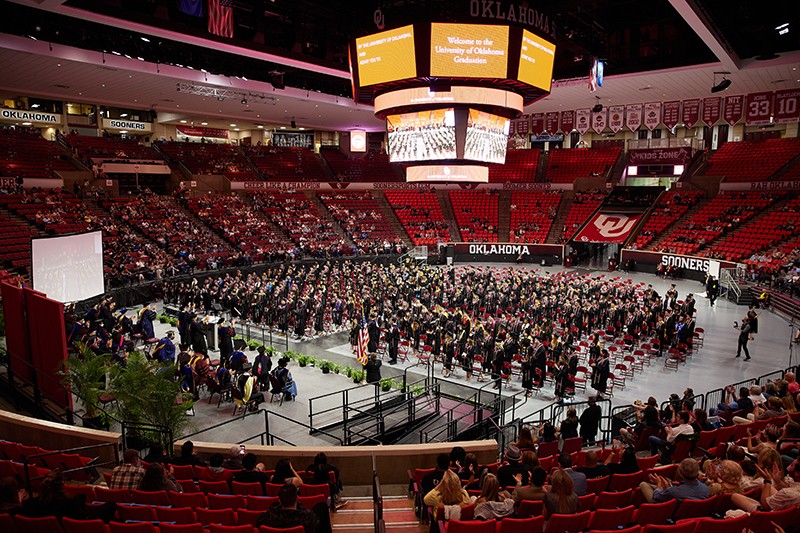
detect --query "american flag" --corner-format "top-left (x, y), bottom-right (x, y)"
top-left (208, 0), bottom-right (234, 38)
top-left (355, 316), bottom-right (369, 365)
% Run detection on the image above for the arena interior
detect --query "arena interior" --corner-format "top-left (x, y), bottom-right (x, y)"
top-left (0, 0), bottom-right (800, 532)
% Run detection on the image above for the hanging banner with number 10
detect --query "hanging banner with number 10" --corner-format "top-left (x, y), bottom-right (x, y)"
top-left (774, 89), bottom-right (800, 124)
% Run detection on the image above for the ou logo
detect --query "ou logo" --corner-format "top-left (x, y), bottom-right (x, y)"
top-left (593, 214), bottom-right (636, 238)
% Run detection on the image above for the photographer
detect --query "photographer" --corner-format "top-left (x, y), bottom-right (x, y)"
top-left (735, 317), bottom-right (753, 361)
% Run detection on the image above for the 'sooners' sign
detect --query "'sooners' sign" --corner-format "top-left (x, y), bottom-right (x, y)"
top-left (0, 108), bottom-right (61, 124)
top-left (102, 119), bottom-right (152, 132)
top-left (660, 255), bottom-right (709, 272)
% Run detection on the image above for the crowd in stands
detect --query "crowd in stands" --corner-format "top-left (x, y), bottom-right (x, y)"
top-left (384, 189), bottom-right (451, 246)
top-left (319, 191), bottom-right (407, 254)
top-left (509, 191), bottom-right (562, 243)
top-left (631, 191), bottom-right (702, 250)
top-left (248, 145), bottom-right (329, 181)
top-left (449, 190), bottom-right (500, 243)
top-left (1, 127), bottom-right (75, 180)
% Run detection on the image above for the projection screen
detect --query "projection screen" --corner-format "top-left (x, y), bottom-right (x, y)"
top-left (31, 230), bottom-right (105, 303)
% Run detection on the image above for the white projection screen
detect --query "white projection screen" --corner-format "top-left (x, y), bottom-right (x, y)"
top-left (32, 231), bottom-right (105, 303)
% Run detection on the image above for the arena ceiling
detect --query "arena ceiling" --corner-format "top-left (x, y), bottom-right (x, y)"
top-left (1, 0), bottom-right (799, 130)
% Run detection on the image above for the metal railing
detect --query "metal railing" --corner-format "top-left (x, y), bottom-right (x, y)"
top-left (22, 442), bottom-right (119, 494)
top-left (420, 395), bottom-right (502, 443)
top-left (179, 408), bottom-right (344, 446)
top-left (659, 393), bottom-right (707, 415)
top-left (704, 366), bottom-right (796, 413)
top-left (627, 138), bottom-right (704, 151)
top-left (343, 381), bottom-right (440, 445)
top-left (720, 267), bottom-right (741, 302)
top-left (373, 470), bottom-right (383, 533)
top-left (122, 421), bottom-right (173, 455)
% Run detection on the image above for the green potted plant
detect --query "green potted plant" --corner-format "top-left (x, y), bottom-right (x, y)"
top-left (344, 366), bottom-right (353, 378)
top-left (297, 355), bottom-right (309, 367)
top-left (307, 356), bottom-right (317, 367)
top-left (168, 317), bottom-right (179, 327)
top-left (158, 314), bottom-right (168, 324)
top-left (319, 360), bottom-right (332, 374)
top-left (331, 363), bottom-right (341, 374)
top-left (284, 350), bottom-right (298, 361)
top-left (59, 342), bottom-right (113, 429)
top-left (380, 378), bottom-right (395, 392)
top-left (352, 369), bottom-right (364, 384)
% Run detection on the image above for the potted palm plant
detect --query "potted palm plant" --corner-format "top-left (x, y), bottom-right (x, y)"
top-left (59, 342), bottom-right (113, 429)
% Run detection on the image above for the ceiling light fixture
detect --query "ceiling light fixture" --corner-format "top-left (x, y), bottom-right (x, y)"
top-left (711, 72), bottom-right (732, 93)
top-left (120, 113), bottom-right (128, 117)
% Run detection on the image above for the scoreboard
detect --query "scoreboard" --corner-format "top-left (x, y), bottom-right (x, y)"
top-left (354, 25), bottom-right (417, 87)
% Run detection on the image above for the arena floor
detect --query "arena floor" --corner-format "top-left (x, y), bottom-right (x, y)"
top-left (149, 264), bottom-right (798, 448)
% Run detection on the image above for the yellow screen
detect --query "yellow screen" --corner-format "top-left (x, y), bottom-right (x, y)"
top-left (430, 23), bottom-right (509, 78)
top-left (355, 25), bottom-right (417, 86)
top-left (517, 30), bottom-right (556, 91)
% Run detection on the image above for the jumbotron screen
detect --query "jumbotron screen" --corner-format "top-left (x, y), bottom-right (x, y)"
top-left (517, 29), bottom-right (556, 92)
top-left (430, 23), bottom-right (509, 78)
top-left (354, 25), bottom-right (417, 86)
top-left (464, 109), bottom-right (510, 164)
top-left (386, 109), bottom-right (456, 163)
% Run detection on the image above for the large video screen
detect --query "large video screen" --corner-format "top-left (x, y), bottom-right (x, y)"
top-left (387, 109), bottom-right (456, 162)
top-left (517, 29), bottom-right (556, 92)
top-left (32, 230), bottom-right (105, 303)
top-left (464, 109), bottom-right (510, 164)
top-left (406, 165), bottom-right (488, 183)
top-left (430, 23), bottom-right (509, 78)
top-left (355, 25), bottom-right (417, 86)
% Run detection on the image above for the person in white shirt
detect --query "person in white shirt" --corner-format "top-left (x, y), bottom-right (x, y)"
top-left (649, 411), bottom-right (695, 458)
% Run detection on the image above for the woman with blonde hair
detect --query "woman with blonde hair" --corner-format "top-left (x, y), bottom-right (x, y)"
top-left (423, 469), bottom-right (470, 515)
top-left (706, 460), bottom-right (744, 496)
top-left (543, 469), bottom-right (579, 516)
top-left (473, 473), bottom-right (515, 520)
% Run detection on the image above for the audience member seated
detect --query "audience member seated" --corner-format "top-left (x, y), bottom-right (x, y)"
top-left (512, 466), bottom-right (547, 503)
top-left (139, 462), bottom-right (182, 492)
top-left (577, 450), bottom-right (610, 479)
top-left (421, 453), bottom-right (451, 496)
top-left (473, 473), bottom-right (515, 520)
top-left (109, 448), bottom-right (146, 490)
top-left (0, 476), bottom-right (23, 515)
top-left (142, 444), bottom-right (169, 464)
top-left (271, 458), bottom-right (303, 487)
top-left (233, 452), bottom-right (271, 487)
top-left (171, 440), bottom-right (207, 467)
top-left (457, 453), bottom-right (486, 491)
top-left (497, 445), bottom-right (529, 488)
top-left (557, 452), bottom-right (587, 496)
top-left (543, 468), bottom-right (579, 516)
top-left (732, 457), bottom-right (800, 512)
top-left (639, 457), bottom-right (709, 503)
top-left (514, 426), bottom-right (536, 451)
top-left (605, 446), bottom-right (640, 475)
top-left (200, 452), bottom-right (236, 482)
top-left (648, 411), bottom-right (695, 460)
top-left (704, 459), bottom-right (745, 496)
top-left (222, 445), bottom-right (245, 470)
top-left (20, 471), bottom-right (116, 522)
top-left (422, 469), bottom-right (471, 517)
top-left (306, 451), bottom-right (347, 508)
top-left (256, 481), bottom-right (332, 533)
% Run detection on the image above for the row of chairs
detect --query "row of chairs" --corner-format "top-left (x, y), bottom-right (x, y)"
top-left (438, 505), bottom-right (800, 533)
top-left (2, 514), bottom-right (303, 533)
top-left (75, 485), bottom-right (329, 505)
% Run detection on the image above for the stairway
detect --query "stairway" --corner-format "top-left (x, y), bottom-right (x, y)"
top-left (497, 190), bottom-right (511, 241)
top-left (545, 190), bottom-right (574, 243)
top-left (305, 191), bottom-right (357, 248)
top-left (331, 494), bottom-right (422, 533)
top-left (373, 191), bottom-right (414, 248)
top-left (535, 150), bottom-right (549, 182)
top-left (435, 190), bottom-right (461, 242)
top-left (646, 196), bottom-right (711, 251)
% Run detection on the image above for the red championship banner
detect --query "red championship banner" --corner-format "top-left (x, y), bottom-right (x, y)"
top-left (508, 120), bottom-right (515, 136)
top-left (545, 111), bottom-right (560, 133)
top-left (682, 98), bottom-right (701, 128)
top-left (724, 95), bottom-right (745, 126)
top-left (573, 213), bottom-right (642, 244)
top-left (702, 97), bottom-right (722, 125)
top-left (560, 110), bottom-right (575, 132)
top-left (626, 103), bottom-right (642, 131)
top-left (575, 109), bottom-right (591, 135)
top-left (591, 108), bottom-right (607, 134)
top-left (608, 105), bottom-right (624, 133)
top-left (176, 125), bottom-right (229, 138)
top-left (662, 101), bottom-right (681, 130)
top-left (643, 102), bottom-right (662, 131)
top-left (530, 113), bottom-right (545, 135)
top-left (746, 92), bottom-right (774, 126)
top-left (774, 89), bottom-right (800, 124)
top-left (515, 116), bottom-right (529, 135)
